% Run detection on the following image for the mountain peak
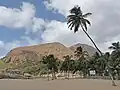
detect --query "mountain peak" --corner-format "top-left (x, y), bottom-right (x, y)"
top-left (4, 42), bottom-right (97, 64)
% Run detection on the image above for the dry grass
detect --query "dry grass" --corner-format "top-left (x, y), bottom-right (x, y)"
top-left (0, 79), bottom-right (120, 90)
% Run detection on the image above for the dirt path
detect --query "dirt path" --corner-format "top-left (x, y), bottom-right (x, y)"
top-left (0, 79), bottom-right (120, 90)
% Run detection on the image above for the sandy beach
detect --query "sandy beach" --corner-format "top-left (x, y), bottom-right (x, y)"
top-left (0, 79), bottom-right (120, 90)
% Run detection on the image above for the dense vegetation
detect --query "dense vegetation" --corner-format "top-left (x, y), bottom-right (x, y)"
top-left (18, 6), bottom-right (120, 86)
top-left (13, 42), bottom-right (120, 81)
top-left (0, 6), bottom-right (120, 87)
top-left (67, 5), bottom-right (117, 86)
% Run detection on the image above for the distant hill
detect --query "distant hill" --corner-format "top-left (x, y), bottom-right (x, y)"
top-left (3, 42), bottom-right (98, 64)
top-left (69, 43), bottom-right (98, 56)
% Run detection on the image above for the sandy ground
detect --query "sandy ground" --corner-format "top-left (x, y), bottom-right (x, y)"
top-left (0, 79), bottom-right (120, 90)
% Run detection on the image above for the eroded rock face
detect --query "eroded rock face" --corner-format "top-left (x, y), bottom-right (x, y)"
top-left (4, 42), bottom-right (98, 64)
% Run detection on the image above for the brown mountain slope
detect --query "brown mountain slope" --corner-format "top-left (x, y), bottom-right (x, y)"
top-left (69, 43), bottom-right (98, 57)
top-left (4, 42), bottom-right (97, 64)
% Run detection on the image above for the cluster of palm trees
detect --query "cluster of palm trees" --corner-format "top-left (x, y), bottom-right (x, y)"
top-left (66, 5), bottom-right (120, 86)
top-left (21, 42), bottom-right (120, 82)
top-left (19, 5), bottom-right (120, 86)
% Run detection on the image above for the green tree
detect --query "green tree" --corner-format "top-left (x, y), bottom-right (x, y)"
top-left (109, 42), bottom-right (120, 79)
top-left (67, 5), bottom-right (116, 86)
top-left (42, 54), bottom-right (58, 80)
top-left (63, 55), bottom-right (72, 79)
top-left (74, 46), bottom-right (89, 60)
top-left (88, 52), bottom-right (107, 76)
top-left (75, 46), bottom-right (89, 77)
top-left (39, 63), bottom-right (48, 77)
top-left (109, 42), bottom-right (120, 58)
top-left (109, 42), bottom-right (120, 51)
top-left (88, 52), bottom-right (100, 70)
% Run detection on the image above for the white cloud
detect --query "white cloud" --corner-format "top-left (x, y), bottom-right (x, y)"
top-left (0, 37), bottom-right (41, 57)
top-left (0, 2), bottom-right (46, 58)
top-left (21, 36), bottom-right (40, 45)
top-left (32, 18), bottom-right (46, 32)
top-left (25, 17), bottom-right (46, 34)
top-left (0, 2), bottom-right (35, 29)
top-left (0, 41), bottom-right (4, 47)
top-left (0, 40), bottom-right (22, 57)
top-left (5, 41), bottom-right (21, 50)
top-left (44, 0), bottom-right (93, 16)
top-left (43, 0), bottom-right (120, 52)
top-left (1, 0), bottom-right (120, 58)
top-left (0, 2), bottom-right (48, 35)
top-left (41, 20), bottom-right (91, 46)
top-left (0, 2), bottom-right (46, 57)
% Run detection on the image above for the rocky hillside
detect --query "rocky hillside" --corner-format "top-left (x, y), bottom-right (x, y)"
top-left (3, 42), bottom-right (98, 64)
top-left (69, 43), bottom-right (98, 56)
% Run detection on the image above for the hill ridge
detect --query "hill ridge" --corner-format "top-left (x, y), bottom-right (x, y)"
top-left (4, 42), bottom-right (97, 64)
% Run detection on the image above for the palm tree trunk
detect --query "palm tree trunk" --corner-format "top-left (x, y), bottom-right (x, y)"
top-left (108, 71), bottom-right (116, 86)
top-left (52, 68), bottom-right (54, 80)
top-left (47, 70), bottom-right (49, 81)
top-left (68, 61), bottom-right (70, 80)
top-left (53, 71), bottom-right (57, 79)
top-left (81, 26), bottom-right (102, 55)
top-left (65, 71), bottom-right (67, 79)
top-left (81, 25), bottom-right (117, 86)
top-left (52, 68), bottom-right (57, 80)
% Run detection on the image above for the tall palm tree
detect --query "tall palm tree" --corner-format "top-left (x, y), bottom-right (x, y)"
top-left (42, 54), bottom-right (58, 80)
top-left (109, 42), bottom-right (120, 79)
top-left (74, 46), bottom-right (89, 77)
top-left (109, 42), bottom-right (120, 58)
top-left (109, 42), bottom-right (120, 51)
top-left (67, 6), bottom-right (102, 55)
top-left (74, 46), bottom-right (89, 60)
top-left (67, 5), bottom-right (116, 86)
top-left (93, 52), bottom-right (100, 59)
top-left (95, 52), bottom-right (109, 76)
top-left (42, 55), bottom-right (50, 81)
top-left (88, 52), bottom-right (102, 76)
top-left (63, 55), bottom-right (72, 79)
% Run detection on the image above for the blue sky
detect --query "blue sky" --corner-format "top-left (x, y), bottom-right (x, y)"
top-left (0, 0), bottom-right (65, 43)
top-left (0, 0), bottom-right (65, 20)
top-left (0, 0), bottom-right (120, 58)
top-left (0, 0), bottom-right (67, 57)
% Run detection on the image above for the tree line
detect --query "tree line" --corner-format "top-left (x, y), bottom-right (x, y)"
top-left (21, 5), bottom-right (120, 86)
top-left (21, 42), bottom-right (120, 82)
top-left (1, 5), bottom-right (119, 86)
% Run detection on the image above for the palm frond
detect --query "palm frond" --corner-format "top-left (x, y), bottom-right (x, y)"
top-left (74, 26), bottom-right (79, 33)
top-left (112, 42), bottom-right (117, 47)
top-left (84, 19), bottom-right (91, 26)
top-left (70, 6), bottom-right (82, 15)
top-left (74, 26), bottom-right (78, 33)
top-left (68, 22), bottom-right (74, 28)
top-left (82, 21), bottom-right (87, 31)
top-left (83, 13), bottom-right (92, 17)
top-left (70, 22), bottom-right (75, 30)
top-left (67, 5), bottom-right (92, 33)
top-left (74, 20), bottom-right (80, 33)
top-left (70, 6), bottom-right (78, 14)
top-left (84, 53), bottom-right (89, 57)
top-left (67, 19), bottom-right (74, 25)
top-left (108, 46), bottom-right (115, 49)
top-left (78, 7), bottom-right (82, 15)
top-left (67, 15), bottom-right (76, 19)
